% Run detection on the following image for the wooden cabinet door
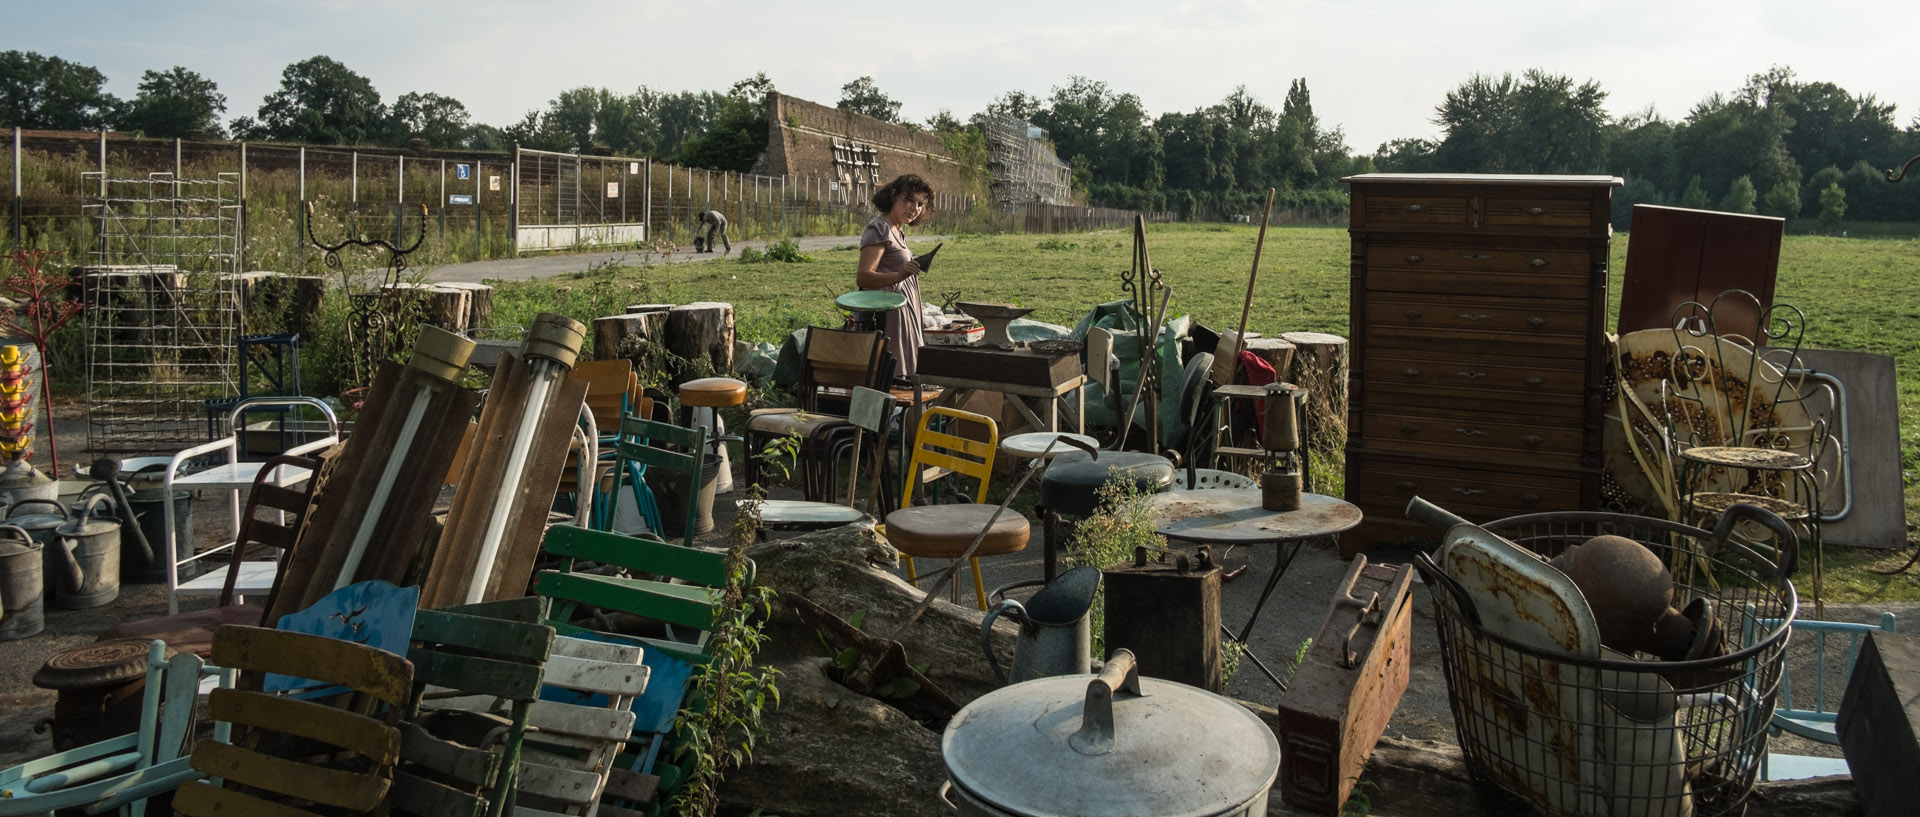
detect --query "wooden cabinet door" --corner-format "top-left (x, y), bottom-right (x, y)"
top-left (1618, 204), bottom-right (1783, 338)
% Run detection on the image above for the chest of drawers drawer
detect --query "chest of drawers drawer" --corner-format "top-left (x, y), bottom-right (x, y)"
top-left (1364, 293), bottom-right (1591, 352)
top-left (1360, 408), bottom-right (1586, 468)
top-left (1347, 452), bottom-right (1583, 519)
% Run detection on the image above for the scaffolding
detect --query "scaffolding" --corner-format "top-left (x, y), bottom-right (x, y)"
top-left (80, 171), bottom-right (243, 454)
top-left (976, 114), bottom-right (1073, 206)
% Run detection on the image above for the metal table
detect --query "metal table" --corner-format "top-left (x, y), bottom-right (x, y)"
top-left (1148, 489), bottom-right (1363, 685)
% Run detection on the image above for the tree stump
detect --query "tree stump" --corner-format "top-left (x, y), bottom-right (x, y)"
top-left (665, 302), bottom-right (735, 380)
top-left (1244, 337), bottom-right (1296, 382)
top-left (1280, 331), bottom-right (1349, 472)
top-left (437, 282), bottom-right (495, 329)
top-left (380, 283), bottom-right (472, 334)
top-left (592, 310), bottom-right (669, 363)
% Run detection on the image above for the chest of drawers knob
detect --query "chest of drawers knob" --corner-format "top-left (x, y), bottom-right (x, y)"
top-left (1402, 368), bottom-right (1421, 377)
top-left (1526, 206), bottom-right (1547, 216)
top-left (1403, 308), bottom-right (1424, 319)
top-left (1452, 486), bottom-right (1488, 497)
top-left (1405, 253), bottom-right (1423, 263)
top-left (1453, 427), bottom-right (1486, 437)
top-left (1527, 316), bottom-right (1547, 327)
top-left (1522, 435), bottom-right (1544, 446)
top-left (1400, 424), bottom-right (1420, 434)
top-left (1461, 253), bottom-right (1490, 261)
top-left (1457, 313), bottom-right (1490, 321)
top-left (1518, 493), bottom-right (1542, 505)
top-left (1456, 370), bottom-right (1487, 379)
top-left (1529, 258), bottom-right (1547, 268)
top-left (1523, 376), bottom-right (1545, 386)
top-left (1405, 203), bottom-right (1424, 213)
top-left (1394, 481), bottom-right (1416, 493)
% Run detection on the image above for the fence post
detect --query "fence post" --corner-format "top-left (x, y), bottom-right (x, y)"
top-left (437, 159), bottom-right (447, 255)
top-left (396, 154), bottom-right (405, 249)
top-left (96, 131), bottom-right (106, 260)
top-left (8, 128), bottom-right (18, 247)
top-left (508, 145), bottom-right (519, 256)
top-left (643, 158), bottom-right (653, 245)
top-left (350, 151), bottom-right (359, 239)
top-left (238, 141), bottom-right (248, 272)
top-left (473, 160), bottom-right (483, 259)
top-left (298, 147), bottom-right (306, 266)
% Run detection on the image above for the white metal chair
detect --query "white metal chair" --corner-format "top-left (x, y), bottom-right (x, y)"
top-left (162, 396), bottom-right (339, 614)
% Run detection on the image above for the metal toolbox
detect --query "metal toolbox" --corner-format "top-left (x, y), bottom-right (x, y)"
top-left (1275, 556), bottom-right (1415, 815)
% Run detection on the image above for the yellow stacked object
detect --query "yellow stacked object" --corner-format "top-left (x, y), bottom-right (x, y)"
top-left (0, 345), bottom-right (32, 461)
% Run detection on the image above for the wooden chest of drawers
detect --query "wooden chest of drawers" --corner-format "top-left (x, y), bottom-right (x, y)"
top-left (1342, 173), bottom-right (1621, 547)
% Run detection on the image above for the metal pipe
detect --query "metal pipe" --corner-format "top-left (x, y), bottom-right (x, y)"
top-left (464, 313), bottom-right (584, 603)
top-left (332, 326), bottom-right (473, 590)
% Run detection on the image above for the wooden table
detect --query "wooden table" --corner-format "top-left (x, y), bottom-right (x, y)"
top-left (1148, 489), bottom-right (1363, 644)
top-left (913, 345), bottom-right (1087, 434)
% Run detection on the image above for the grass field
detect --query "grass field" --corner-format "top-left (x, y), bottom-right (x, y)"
top-left (487, 223), bottom-right (1920, 599)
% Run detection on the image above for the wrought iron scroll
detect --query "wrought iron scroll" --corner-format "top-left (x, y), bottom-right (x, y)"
top-left (305, 202), bottom-right (431, 390)
top-left (1886, 153), bottom-right (1920, 183)
top-left (1118, 214), bottom-right (1171, 453)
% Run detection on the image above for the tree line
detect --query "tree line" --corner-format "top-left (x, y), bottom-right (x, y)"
top-left (3, 50), bottom-right (1915, 224)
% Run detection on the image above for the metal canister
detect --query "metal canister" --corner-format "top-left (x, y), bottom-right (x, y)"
top-left (125, 486), bottom-right (195, 584)
top-left (50, 493), bottom-right (121, 609)
top-left (940, 650), bottom-right (1280, 817)
top-left (11, 500), bottom-right (73, 605)
top-left (0, 523), bottom-right (45, 641)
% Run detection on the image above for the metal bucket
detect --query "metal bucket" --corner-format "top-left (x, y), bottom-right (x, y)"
top-left (980, 566), bottom-right (1102, 686)
top-left (0, 524), bottom-right (45, 641)
top-left (0, 466), bottom-right (59, 508)
top-left (125, 488), bottom-right (195, 584)
top-left (50, 494), bottom-right (121, 609)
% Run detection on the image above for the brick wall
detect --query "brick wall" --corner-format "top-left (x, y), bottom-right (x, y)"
top-left (762, 93), bottom-right (983, 205)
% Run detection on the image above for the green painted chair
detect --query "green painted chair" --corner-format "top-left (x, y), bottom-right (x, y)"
top-left (603, 416), bottom-right (708, 548)
top-left (392, 597), bottom-right (556, 817)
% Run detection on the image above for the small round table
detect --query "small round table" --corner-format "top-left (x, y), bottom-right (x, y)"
top-left (999, 432), bottom-right (1099, 465)
top-left (1148, 489), bottom-right (1363, 667)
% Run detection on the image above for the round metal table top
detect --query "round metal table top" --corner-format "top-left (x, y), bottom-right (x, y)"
top-left (999, 432), bottom-right (1099, 461)
top-left (836, 290), bottom-right (908, 313)
top-left (1677, 445), bottom-right (1811, 472)
top-left (1148, 489), bottom-right (1362, 544)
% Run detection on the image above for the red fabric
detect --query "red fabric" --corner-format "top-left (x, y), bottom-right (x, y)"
top-left (1236, 349), bottom-right (1279, 439)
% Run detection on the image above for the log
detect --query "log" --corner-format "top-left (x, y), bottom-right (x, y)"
top-left (592, 311), bottom-right (669, 363)
top-left (1244, 337), bottom-right (1296, 383)
top-left (436, 282), bottom-right (495, 329)
top-left (1281, 331), bottom-right (1349, 458)
top-left (381, 283), bottom-right (472, 334)
top-left (665, 301), bottom-right (735, 381)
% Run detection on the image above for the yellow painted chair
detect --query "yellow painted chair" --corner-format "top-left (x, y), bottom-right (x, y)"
top-left (885, 407), bottom-right (1029, 610)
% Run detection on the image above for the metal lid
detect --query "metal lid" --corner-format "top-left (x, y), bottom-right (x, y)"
top-left (57, 494), bottom-right (119, 538)
top-left (34, 638), bottom-right (174, 689)
top-left (835, 290), bottom-right (907, 313)
top-left (941, 650), bottom-right (1279, 817)
top-left (6, 497), bottom-right (70, 532)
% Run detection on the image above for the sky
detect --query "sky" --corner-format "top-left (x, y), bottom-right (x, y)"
top-left (8, 0), bottom-right (1914, 155)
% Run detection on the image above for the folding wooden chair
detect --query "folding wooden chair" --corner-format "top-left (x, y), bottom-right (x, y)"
top-left (173, 626), bottom-right (414, 817)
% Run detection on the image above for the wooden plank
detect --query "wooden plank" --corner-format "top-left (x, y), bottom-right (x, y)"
top-left (212, 626), bottom-right (414, 707)
top-left (208, 689), bottom-right (402, 763)
top-left (601, 768), bottom-right (659, 804)
top-left (391, 768), bottom-right (487, 817)
top-left (442, 595), bottom-right (547, 624)
top-left (413, 607), bottom-right (555, 661)
top-left (188, 741), bottom-right (390, 810)
top-left (541, 526), bottom-right (730, 586)
top-left (401, 725), bottom-right (501, 787)
top-left (542, 653), bottom-right (651, 696)
top-left (525, 700), bottom-right (639, 742)
top-left (533, 571), bottom-right (720, 633)
top-left (173, 778), bottom-right (327, 817)
top-left (412, 649), bottom-right (546, 701)
top-left (514, 760), bottom-right (605, 805)
top-left (552, 635), bottom-right (645, 664)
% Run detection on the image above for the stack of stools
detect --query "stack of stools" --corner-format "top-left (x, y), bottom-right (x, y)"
top-left (677, 376), bottom-right (748, 530)
top-left (1037, 449), bottom-right (1175, 580)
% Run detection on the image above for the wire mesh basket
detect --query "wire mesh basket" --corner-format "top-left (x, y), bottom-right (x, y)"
top-left (1418, 510), bottom-right (1798, 817)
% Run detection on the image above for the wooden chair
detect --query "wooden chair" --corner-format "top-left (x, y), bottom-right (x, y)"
top-left (173, 626), bottom-right (414, 817)
top-left (886, 407), bottom-right (1029, 610)
top-left (743, 327), bottom-right (889, 501)
top-left (513, 636), bottom-right (650, 817)
top-left (0, 641), bottom-right (230, 817)
top-left (97, 452), bottom-right (328, 658)
top-left (530, 525), bottom-right (744, 811)
top-left (603, 416), bottom-right (707, 548)
top-left (393, 597), bottom-right (556, 817)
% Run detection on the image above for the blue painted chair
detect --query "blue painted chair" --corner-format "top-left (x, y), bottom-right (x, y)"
top-left (1757, 612), bottom-right (1898, 780)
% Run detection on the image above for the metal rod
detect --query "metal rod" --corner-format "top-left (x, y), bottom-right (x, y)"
top-left (1225, 188), bottom-right (1276, 387)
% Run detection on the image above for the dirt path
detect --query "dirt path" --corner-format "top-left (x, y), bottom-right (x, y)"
top-left (425, 234), bottom-right (944, 285)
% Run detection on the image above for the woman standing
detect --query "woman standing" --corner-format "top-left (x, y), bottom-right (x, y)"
top-left (855, 174), bottom-right (934, 381)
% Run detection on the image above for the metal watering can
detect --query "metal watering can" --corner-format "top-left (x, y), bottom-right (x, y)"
top-left (980, 566), bottom-right (1102, 685)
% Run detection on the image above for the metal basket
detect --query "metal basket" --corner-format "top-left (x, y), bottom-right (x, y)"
top-left (1418, 510), bottom-right (1798, 817)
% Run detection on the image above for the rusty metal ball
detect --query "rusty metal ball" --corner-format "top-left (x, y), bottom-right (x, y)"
top-left (1557, 534), bottom-right (1673, 653)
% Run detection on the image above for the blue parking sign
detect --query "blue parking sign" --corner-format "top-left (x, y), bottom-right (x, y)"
top-left (456, 164), bottom-right (472, 180)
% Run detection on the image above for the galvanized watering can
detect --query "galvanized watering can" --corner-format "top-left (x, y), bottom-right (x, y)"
top-left (980, 566), bottom-right (1101, 685)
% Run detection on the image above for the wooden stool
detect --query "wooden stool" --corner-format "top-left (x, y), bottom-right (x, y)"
top-left (678, 376), bottom-right (748, 408)
top-left (887, 504), bottom-right (1030, 608)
